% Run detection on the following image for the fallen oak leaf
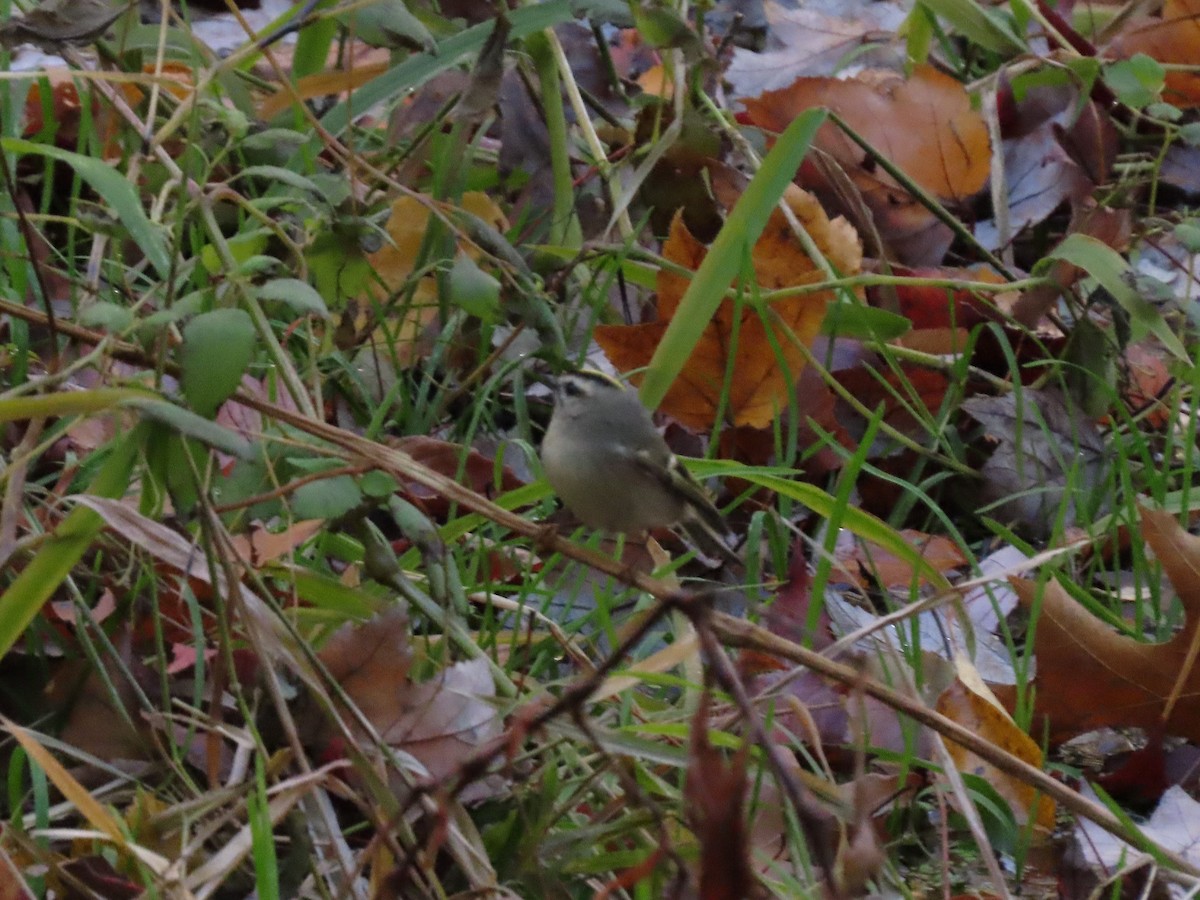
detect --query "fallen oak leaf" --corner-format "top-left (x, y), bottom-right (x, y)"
top-left (995, 505), bottom-right (1200, 744)
top-left (312, 611), bottom-right (504, 803)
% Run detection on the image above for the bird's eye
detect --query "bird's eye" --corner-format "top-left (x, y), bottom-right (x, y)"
top-left (561, 379), bottom-right (584, 398)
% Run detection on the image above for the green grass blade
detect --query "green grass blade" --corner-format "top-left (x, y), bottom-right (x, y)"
top-left (0, 428), bottom-right (140, 660)
top-left (639, 109), bottom-right (827, 409)
top-left (0, 138), bottom-right (171, 278)
top-left (318, 0), bottom-right (576, 134)
top-left (687, 459), bottom-right (954, 591)
top-left (1046, 234), bottom-right (1189, 362)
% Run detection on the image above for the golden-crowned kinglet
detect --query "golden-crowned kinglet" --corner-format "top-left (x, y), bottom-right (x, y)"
top-left (540, 370), bottom-right (737, 563)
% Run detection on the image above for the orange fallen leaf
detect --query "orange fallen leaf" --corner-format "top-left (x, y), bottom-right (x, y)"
top-left (595, 186), bottom-right (861, 430)
top-left (741, 65), bottom-right (990, 203)
top-left (741, 66), bottom-right (988, 264)
top-left (937, 669), bottom-right (1056, 829)
top-left (258, 58), bottom-right (389, 120)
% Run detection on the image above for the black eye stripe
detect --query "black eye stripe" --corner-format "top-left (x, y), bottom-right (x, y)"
top-left (562, 380), bottom-right (584, 397)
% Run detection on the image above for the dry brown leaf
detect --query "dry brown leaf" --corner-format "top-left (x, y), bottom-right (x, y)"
top-left (740, 65), bottom-right (987, 264)
top-left (686, 695), bottom-right (755, 899)
top-left (0, 846), bottom-right (36, 900)
top-left (837, 528), bottom-right (967, 591)
top-left (725, 0), bottom-right (908, 97)
top-left (995, 507), bottom-right (1200, 743)
top-left (741, 65), bottom-right (990, 202)
top-left (317, 612), bottom-right (503, 799)
top-left (595, 187), bottom-right (861, 430)
top-left (228, 520), bottom-right (324, 567)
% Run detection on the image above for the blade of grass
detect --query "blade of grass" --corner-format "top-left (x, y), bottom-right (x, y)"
top-left (318, 0), bottom-right (576, 135)
top-left (0, 426), bottom-right (139, 659)
top-left (686, 459), bottom-right (954, 592)
top-left (639, 108), bottom-right (827, 409)
top-left (0, 138), bottom-right (170, 278)
top-left (1044, 233), bottom-right (1190, 363)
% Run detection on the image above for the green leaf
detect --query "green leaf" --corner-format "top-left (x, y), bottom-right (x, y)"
top-left (123, 398), bottom-right (255, 459)
top-left (360, 470), bottom-right (399, 498)
top-left (1174, 221), bottom-right (1200, 253)
top-left (294, 474), bottom-right (362, 519)
top-left (241, 128), bottom-right (311, 155)
top-left (293, 0), bottom-right (340, 78)
top-left (822, 300), bottom-right (911, 341)
top-left (0, 138), bottom-right (171, 277)
top-left (233, 164), bottom-right (325, 195)
top-left (199, 230), bottom-right (270, 275)
top-left (630, 4), bottom-right (701, 55)
top-left (639, 108), bottom-right (827, 409)
top-left (0, 427), bottom-right (139, 660)
top-left (1044, 233), bottom-right (1188, 362)
top-left (319, 0), bottom-right (576, 135)
top-left (917, 0), bottom-right (1025, 53)
top-left (180, 309), bottom-right (257, 417)
top-left (1180, 122), bottom-right (1200, 146)
top-left (255, 277), bottom-right (330, 317)
top-left (448, 254), bottom-right (501, 322)
top-left (337, 0), bottom-right (436, 51)
top-left (1104, 55), bottom-right (1164, 109)
top-left (274, 566), bottom-right (382, 620)
top-left (77, 302), bottom-right (134, 332)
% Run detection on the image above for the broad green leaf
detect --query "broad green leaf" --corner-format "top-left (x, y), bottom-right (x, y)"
top-left (0, 138), bottom-right (171, 277)
top-left (336, 0), bottom-right (435, 51)
top-left (200, 231), bottom-right (269, 275)
top-left (917, 0), bottom-right (1025, 53)
top-left (255, 277), bottom-right (330, 317)
top-left (124, 398), bottom-right (255, 460)
top-left (822, 300), bottom-right (911, 341)
top-left (180, 309), bottom-right (257, 417)
top-left (272, 565), bottom-right (382, 619)
top-left (1103, 55), bottom-right (1164, 109)
top-left (232, 164), bottom-right (324, 195)
top-left (294, 474), bottom-right (362, 519)
top-left (78, 301), bottom-right (134, 332)
top-left (448, 254), bottom-right (501, 322)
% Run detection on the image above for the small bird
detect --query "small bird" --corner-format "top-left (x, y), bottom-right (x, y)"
top-left (540, 370), bottom-right (737, 564)
top-left (0, 0), bottom-right (129, 49)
